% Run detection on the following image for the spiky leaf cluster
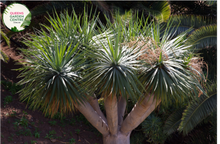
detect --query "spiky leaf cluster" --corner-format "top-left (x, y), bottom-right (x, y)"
top-left (17, 9), bottom-right (206, 117)
top-left (139, 23), bottom-right (206, 106)
top-left (17, 9), bottom-right (100, 117)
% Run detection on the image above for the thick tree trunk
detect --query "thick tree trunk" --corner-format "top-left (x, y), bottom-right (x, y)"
top-left (104, 95), bottom-right (118, 136)
top-left (103, 132), bottom-right (131, 144)
top-left (120, 93), bottom-right (161, 135)
top-left (75, 101), bottom-right (109, 136)
top-left (76, 93), bottom-right (161, 144)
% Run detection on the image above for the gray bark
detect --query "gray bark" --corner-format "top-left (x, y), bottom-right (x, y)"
top-left (88, 95), bottom-right (107, 123)
top-left (103, 131), bottom-right (131, 144)
top-left (120, 93), bottom-right (160, 135)
top-left (75, 101), bottom-right (109, 136)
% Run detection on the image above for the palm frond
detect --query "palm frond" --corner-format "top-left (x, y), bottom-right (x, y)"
top-left (186, 24), bottom-right (217, 50)
top-left (170, 15), bottom-right (216, 36)
top-left (163, 107), bottom-right (185, 135)
top-left (178, 83), bottom-right (217, 135)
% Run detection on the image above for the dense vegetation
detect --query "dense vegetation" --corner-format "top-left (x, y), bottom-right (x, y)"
top-left (1, 1), bottom-right (216, 144)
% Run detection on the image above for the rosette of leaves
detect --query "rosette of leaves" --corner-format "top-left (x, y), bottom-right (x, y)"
top-left (17, 9), bottom-right (102, 117)
top-left (137, 22), bottom-right (206, 106)
top-left (18, 34), bottom-right (85, 117)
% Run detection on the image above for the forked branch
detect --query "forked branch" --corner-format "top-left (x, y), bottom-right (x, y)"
top-left (88, 95), bottom-right (107, 123)
top-left (120, 93), bottom-right (161, 135)
top-left (75, 100), bottom-right (109, 136)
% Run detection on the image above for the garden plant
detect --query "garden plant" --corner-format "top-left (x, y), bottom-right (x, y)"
top-left (17, 8), bottom-right (206, 144)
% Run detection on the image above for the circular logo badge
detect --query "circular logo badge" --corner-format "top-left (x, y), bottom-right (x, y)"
top-left (2, 3), bottom-right (31, 32)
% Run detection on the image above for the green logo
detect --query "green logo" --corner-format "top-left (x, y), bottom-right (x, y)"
top-left (2, 3), bottom-right (31, 32)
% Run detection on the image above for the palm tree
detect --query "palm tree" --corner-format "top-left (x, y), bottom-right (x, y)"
top-left (156, 2), bottom-right (217, 142)
top-left (17, 9), bottom-right (205, 144)
top-left (163, 82), bottom-right (216, 143)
